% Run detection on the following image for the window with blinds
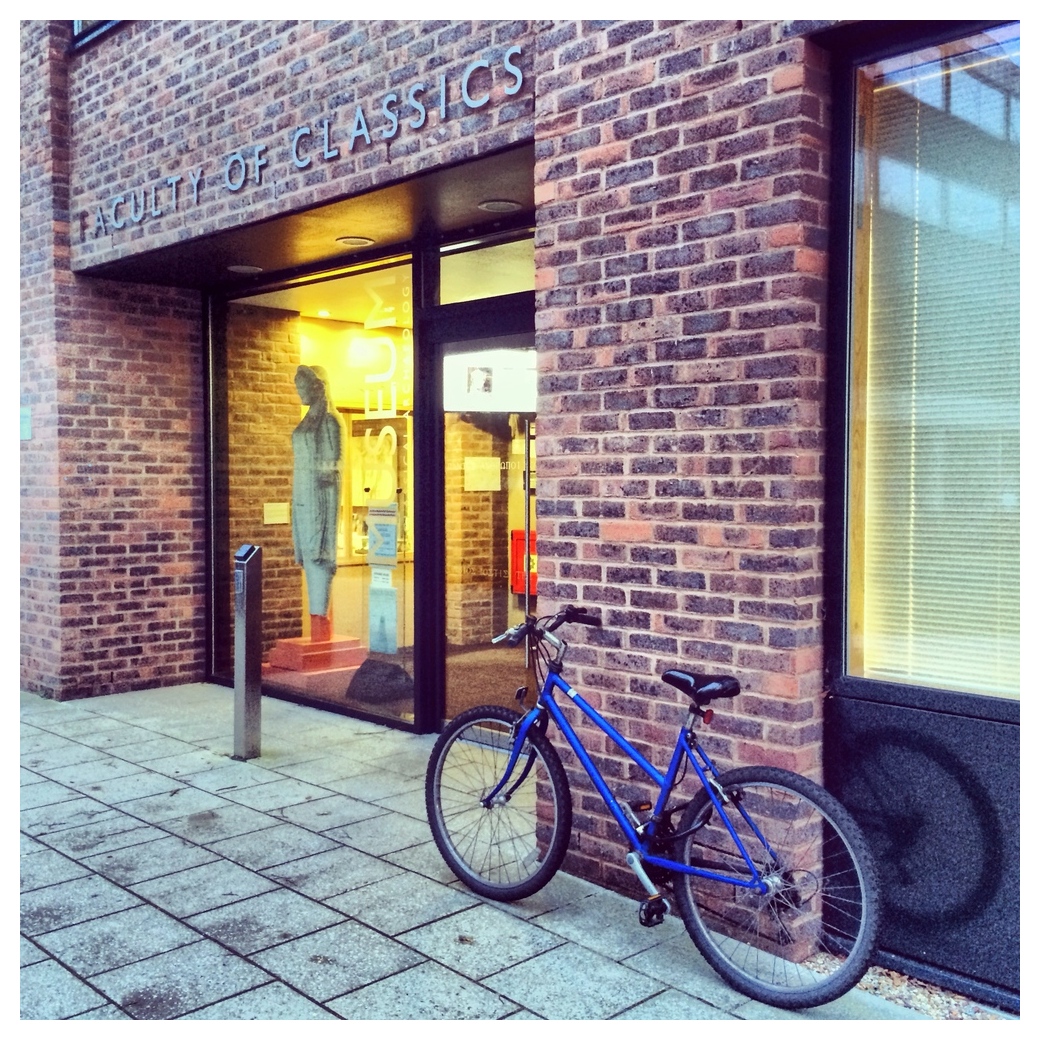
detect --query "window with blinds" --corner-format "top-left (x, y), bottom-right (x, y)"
top-left (847, 24), bottom-right (1019, 699)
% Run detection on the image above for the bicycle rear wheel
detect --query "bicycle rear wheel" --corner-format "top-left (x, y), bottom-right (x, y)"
top-left (425, 705), bottom-right (572, 901)
top-left (672, 766), bottom-right (879, 1009)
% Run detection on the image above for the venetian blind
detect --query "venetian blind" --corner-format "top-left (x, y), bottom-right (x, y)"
top-left (852, 28), bottom-right (1020, 698)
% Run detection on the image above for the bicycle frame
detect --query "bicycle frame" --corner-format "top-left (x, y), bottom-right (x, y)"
top-left (487, 668), bottom-right (773, 895)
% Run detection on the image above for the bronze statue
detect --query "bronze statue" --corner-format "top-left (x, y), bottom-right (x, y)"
top-left (291, 364), bottom-right (345, 639)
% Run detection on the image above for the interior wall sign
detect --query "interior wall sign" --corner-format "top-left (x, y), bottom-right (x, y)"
top-left (90, 43), bottom-right (524, 239)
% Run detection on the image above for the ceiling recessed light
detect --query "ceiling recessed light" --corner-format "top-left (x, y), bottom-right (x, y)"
top-left (336, 236), bottom-right (375, 248)
top-left (478, 199), bottom-right (522, 213)
top-left (317, 310), bottom-right (330, 318)
top-left (227, 264), bottom-right (263, 275)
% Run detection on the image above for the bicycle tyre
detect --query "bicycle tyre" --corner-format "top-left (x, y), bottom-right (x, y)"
top-left (672, 766), bottom-right (880, 1009)
top-left (425, 704), bottom-right (572, 901)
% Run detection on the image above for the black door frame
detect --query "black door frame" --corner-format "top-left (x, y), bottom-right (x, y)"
top-left (412, 275), bottom-right (536, 733)
top-left (204, 231), bottom-right (534, 735)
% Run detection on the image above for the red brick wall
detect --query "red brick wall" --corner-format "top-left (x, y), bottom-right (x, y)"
top-left (444, 415), bottom-right (510, 646)
top-left (532, 20), bottom-right (831, 891)
top-left (21, 21), bottom-right (69, 697)
top-left (21, 21), bottom-right (207, 699)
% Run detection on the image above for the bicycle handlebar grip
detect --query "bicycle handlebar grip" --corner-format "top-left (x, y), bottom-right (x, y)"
top-left (571, 609), bottom-right (601, 627)
top-left (548, 605), bottom-right (602, 631)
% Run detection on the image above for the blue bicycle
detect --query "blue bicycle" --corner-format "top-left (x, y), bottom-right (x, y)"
top-left (425, 605), bottom-right (880, 1009)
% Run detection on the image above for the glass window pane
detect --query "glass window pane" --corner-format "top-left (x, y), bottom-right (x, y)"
top-left (847, 25), bottom-right (1019, 699)
top-left (218, 262), bottom-right (416, 724)
top-left (440, 237), bottom-right (534, 304)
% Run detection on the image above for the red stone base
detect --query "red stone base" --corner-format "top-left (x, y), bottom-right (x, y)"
top-left (263, 632), bottom-right (369, 701)
top-left (261, 660), bottom-right (365, 699)
top-left (267, 635), bottom-right (367, 672)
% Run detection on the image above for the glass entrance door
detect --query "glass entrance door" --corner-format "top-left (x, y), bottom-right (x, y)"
top-left (442, 337), bottom-right (537, 720)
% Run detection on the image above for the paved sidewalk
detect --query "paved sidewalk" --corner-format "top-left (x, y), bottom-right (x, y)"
top-left (19, 683), bottom-right (948, 1020)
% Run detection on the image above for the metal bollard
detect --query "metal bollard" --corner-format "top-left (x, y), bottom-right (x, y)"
top-left (233, 544), bottom-right (262, 760)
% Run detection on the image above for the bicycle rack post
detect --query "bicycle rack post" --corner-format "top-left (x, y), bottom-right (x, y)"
top-left (233, 543), bottom-right (262, 760)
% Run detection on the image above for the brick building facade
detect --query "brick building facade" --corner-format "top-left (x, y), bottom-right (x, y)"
top-left (20, 19), bottom-right (1019, 1007)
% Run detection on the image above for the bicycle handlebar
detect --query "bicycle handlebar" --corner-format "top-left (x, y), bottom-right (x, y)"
top-left (491, 605), bottom-right (602, 648)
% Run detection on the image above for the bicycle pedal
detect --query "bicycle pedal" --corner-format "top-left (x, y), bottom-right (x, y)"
top-left (638, 895), bottom-right (668, 927)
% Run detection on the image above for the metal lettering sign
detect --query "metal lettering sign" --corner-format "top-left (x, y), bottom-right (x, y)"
top-left (91, 43), bottom-right (523, 238)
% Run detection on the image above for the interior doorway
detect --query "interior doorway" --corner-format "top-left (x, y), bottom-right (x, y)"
top-left (442, 339), bottom-right (537, 719)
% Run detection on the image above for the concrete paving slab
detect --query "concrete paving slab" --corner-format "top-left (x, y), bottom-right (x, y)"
top-left (185, 887), bottom-right (347, 954)
top-left (621, 932), bottom-right (751, 1013)
top-left (147, 749), bottom-right (232, 778)
top-left (325, 768), bottom-right (425, 802)
top-left (219, 775), bottom-right (333, 811)
top-left (118, 785), bottom-right (235, 824)
top-left (21, 796), bottom-right (120, 838)
top-left (130, 858), bottom-right (279, 917)
top-left (251, 920), bottom-right (424, 1003)
top-left (43, 754), bottom-right (146, 789)
top-left (20, 958), bottom-right (110, 1020)
top-left (483, 940), bottom-right (664, 1019)
top-left (30, 714), bottom-right (129, 739)
top-left (273, 792), bottom-right (387, 831)
top-left (480, 869), bottom-right (604, 921)
top-left (109, 735), bottom-right (202, 763)
top-left (70, 1003), bottom-right (132, 1019)
top-left (180, 760), bottom-right (286, 795)
top-left (75, 768), bottom-right (187, 804)
top-left (82, 834), bottom-right (220, 886)
top-left (326, 870), bottom-right (479, 935)
top-left (89, 938), bottom-right (273, 1019)
top-left (383, 839), bottom-right (462, 885)
top-left (158, 802), bottom-right (283, 844)
top-left (268, 755), bottom-right (374, 785)
top-left (205, 821), bottom-right (342, 870)
top-left (64, 722), bottom-right (161, 750)
top-left (20, 729), bottom-right (80, 754)
top-left (180, 981), bottom-right (338, 1019)
top-left (614, 988), bottom-right (739, 1019)
top-left (371, 787), bottom-right (429, 820)
top-left (262, 844), bottom-right (403, 901)
top-left (21, 936), bottom-right (49, 967)
top-left (20, 742), bottom-right (110, 774)
top-left (363, 748), bottom-right (434, 779)
top-left (21, 833), bottom-right (49, 856)
top-left (20, 779), bottom-right (82, 812)
top-left (21, 873), bottom-right (142, 937)
top-left (493, 884), bottom-right (685, 961)
top-left (20, 847), bottom-right (92, 892)
top-left (326, 807), bottom-right (431, 856)
top-left (327, 958), bottom-right (520, 1019)
top-left (399, 902), bottom-right (564, 981)
top-left (37, 814), bottom-right (167, 860)
top-left (33, 903), bottom-right (202, 977)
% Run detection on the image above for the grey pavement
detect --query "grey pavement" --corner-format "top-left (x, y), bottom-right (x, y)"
top-left (15, 684), bottom-right (975, 1020)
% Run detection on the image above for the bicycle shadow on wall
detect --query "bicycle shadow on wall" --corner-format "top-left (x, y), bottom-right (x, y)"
top-left (834, 729), bottom-right (1007, 933)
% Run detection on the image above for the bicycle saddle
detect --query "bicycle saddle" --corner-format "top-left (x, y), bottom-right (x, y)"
top-left (662, 670), bottom-right (740, 705)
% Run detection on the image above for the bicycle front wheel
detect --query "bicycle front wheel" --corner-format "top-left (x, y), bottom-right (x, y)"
top-left (425, 705), bottom-right (572, 901)
top-left (673, 766), bottom-right (879, 1009)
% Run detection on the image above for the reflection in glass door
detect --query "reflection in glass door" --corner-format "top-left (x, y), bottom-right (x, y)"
top-left (442, 339), bottom-right (537, 720)
top-left (218, 261), bottom-right (416, 724)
